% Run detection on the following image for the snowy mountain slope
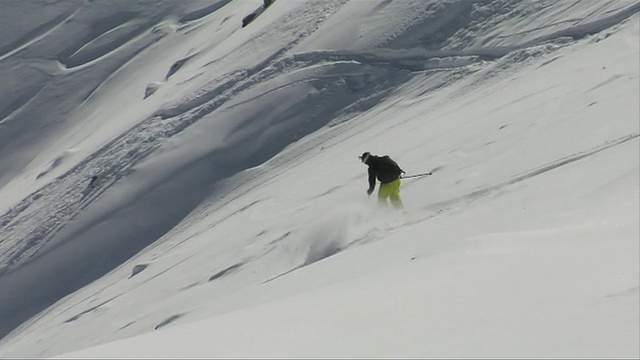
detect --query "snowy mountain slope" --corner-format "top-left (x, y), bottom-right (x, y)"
top-left (0, 0), bottom-right (638, 357)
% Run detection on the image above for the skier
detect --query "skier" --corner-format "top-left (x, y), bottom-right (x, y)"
top-left (359, 152), bottom-right (405, 210)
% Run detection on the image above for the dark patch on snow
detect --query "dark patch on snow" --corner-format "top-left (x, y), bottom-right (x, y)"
top-left (256, 229), bottom-right (268, 237)
top-left (430, 165), bottom-right (444, 173)
top-left (267, 231), bottom-right (292, 245)
top-left (208, 263), bottom-right (242, 282)
top-left (538, 56), bottom-right (561, 67)
top-left (242, 0), bottom-right (276, 28)
top-left (179, 281), bottom-right (202, 291)
top-left (165, 56), bottom-right (193, 80)
top-left (263, 0), bottom-right (275, 9)
top-left (117, 320), bottom-right (135, 331)
top-left (154, 313), bottom-right (184, 330)
top-left (242, 13), bottom-right (257, 28)
top-left (317, 185), bottom-right (342, 197)
top-left (64, 296), bottom-right (118, 323)
top-left (262, 264), bottom-right (303, 284)
top-left (128, 263), bottom-right (149, 279)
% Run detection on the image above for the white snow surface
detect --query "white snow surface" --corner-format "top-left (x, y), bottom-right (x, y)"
top-left (0, 0), bottom-right (638, 358)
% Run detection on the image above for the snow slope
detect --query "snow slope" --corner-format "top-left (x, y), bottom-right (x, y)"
top-left (0, 0), bottom-right (638, 358)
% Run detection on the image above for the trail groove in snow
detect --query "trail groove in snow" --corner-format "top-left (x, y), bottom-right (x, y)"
top-left (394, 133), bottom-right (640, 232)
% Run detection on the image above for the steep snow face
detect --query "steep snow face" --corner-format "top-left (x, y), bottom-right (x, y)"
top-left (0, 0), bottom-right (638, 358)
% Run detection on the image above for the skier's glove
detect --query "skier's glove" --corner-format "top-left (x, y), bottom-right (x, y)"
top-left (366, 188), bottom-right (373, 196)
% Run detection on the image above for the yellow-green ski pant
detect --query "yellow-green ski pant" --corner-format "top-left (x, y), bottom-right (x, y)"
top-left (378, 178), bottom-right (403, 210)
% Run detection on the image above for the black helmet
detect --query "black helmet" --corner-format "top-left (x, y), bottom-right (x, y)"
top-left (359, 152), bottom-right (371, 163)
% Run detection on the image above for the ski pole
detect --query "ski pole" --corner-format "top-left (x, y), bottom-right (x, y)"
top-left (401, 171), bottom-right (432, 179)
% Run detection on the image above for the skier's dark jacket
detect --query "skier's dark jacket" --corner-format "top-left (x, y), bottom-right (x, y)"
top-left (364, 155), bottom-right (404, 188)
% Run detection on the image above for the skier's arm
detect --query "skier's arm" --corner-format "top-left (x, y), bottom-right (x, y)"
top-left (367, 167), bottom-right (376, 194)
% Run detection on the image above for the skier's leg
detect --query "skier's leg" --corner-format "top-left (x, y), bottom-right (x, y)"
top-left (377, 183), bottom-right (391, 207)
top-left (389, 179), bottom-right (404, 210)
